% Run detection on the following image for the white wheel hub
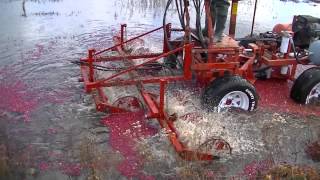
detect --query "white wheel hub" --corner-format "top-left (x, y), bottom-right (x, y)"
top-left (306, 82), bottom-right (320, 104)
top-left (218, 91), bottom-right (250, 112)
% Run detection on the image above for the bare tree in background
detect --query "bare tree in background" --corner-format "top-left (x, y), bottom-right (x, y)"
top-left (22, 0), bottom-right (27, 17)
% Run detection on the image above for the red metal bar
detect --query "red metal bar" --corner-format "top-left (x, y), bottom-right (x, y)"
top-left (193, 47), bottom-right (238, 54)
top-left (163, 24), bottom-right (172, 53)
top-left (159, 79), bottom-right (166, 118)
top-left (184, 44), bottom-right (193, 79)
top-left (166, 23), bottom-right (171, 39)
top-left (141, 91), bottom-right (160, 117)
top-left (261, 56), bottom-right (297, 66)
top-left (97, 87), bottom-right (108, 102)
top-left (80, 65), bottom-right (91, 93)
top-left (290, 64), bottom-right (297, 80)
top-left (205, 0), bottom-right (213, 43)
top-left (239, 56), bottom-right (255, 82)
top-left (168, 133), bottom-right (185, 152)
top-left (184, 0), bottom-right (191, 43)
top-left (94, 26), bottom-right (164, 56)
top-left (191, 62), bottom-right (239, 71)
top-left (87, 76), bottom-right (184, 89)
top-left (88, 49), bottom-right (95, 82)
top-left (120, 24), bottom-right (127, 50)
top-left (239, 57), bottom-right (254, 71)
top-left (229, 0), bottom-right (239, 37)
top-left (179, 150), bottom-right (215, 161)
top-left (156, 116), bottom-right (184, 152)
top-left (93, 45), bottom-right (188, 87)
top-left (93, 89), bottom-right (106, 112)
top-left (94, 53), bottom-right (162, 62)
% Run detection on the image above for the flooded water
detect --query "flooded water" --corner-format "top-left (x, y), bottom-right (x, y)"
top-left (0, 0), bottom-right (320, 179)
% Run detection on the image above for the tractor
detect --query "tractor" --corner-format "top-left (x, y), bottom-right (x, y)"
top-left (77, 0), bottom-right (320, 160)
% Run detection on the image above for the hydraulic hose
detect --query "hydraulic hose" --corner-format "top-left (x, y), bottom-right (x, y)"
top-left (163, 0), bottom-right (187, 50)
top-left (192, 0), bottom-right (207, 48)
top-left (175, 0), bottom-right (185, 29)
top-left (162, 0), bottom-right (208, 67)
top-left (289, 37), bottom-right (303, 64)
top-left (163, 0), bottom-right (179, 68)
top-left (163, 0), bottom-right (206, 55)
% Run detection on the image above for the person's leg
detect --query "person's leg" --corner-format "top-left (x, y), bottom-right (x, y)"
top-left (213, 0), bottom-right (230, 42)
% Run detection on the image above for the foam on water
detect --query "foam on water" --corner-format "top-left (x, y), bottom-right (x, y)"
top-left (164, 87), bottom-right (266, 157)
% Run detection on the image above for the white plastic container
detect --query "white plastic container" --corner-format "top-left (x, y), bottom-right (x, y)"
top-left (281, 66), bottom-right (289, 75)
top-left (280, 36), bottom-right (290, 53)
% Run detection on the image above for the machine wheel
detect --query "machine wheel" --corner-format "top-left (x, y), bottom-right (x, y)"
top-left (290, 67), bottom-right (320, 104)
top-left (202, 76), bottom-right (258, 112)
top-left (197, 136), bottom-right (232, 156)
top-left (113, 96), bottom-right (144, 112)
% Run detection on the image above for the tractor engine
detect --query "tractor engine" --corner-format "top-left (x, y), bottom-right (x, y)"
top-left (292, 15), bottom-right (320, 65)
top-left (292, 15), bottom-right (320, 48)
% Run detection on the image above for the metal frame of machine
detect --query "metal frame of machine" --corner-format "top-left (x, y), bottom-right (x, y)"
top-left (79, 0), bottom-right (319, 160)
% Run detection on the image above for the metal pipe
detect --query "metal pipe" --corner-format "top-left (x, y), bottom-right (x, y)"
top-left (184, 0), bottom-right (191, 43)
top-left (205, 0), bottom-right (213, 43)
top-left (94, 45), bottom-right (188, 86)
top-left (159, 79), bottom-right (166, 117)
top-left (250, 0), bottom-right (258, 36)
top-left (88, 49), bottom-right (95, 82)
top-left (183, 43), bottom-right (193, 79)
top-left (120, 24), bottom-right (127, 50)
top-left (163, 24), bottom-right (172, 53)
top-left (94, 53), bottom-right (162, 62)
top-left (94, 26), bottom-right (164, 56)
top-left (229, 0), bottom-right (239, 38)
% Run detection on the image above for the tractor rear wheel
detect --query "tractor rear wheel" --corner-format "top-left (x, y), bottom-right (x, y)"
top-left (202, 76), bottom-right (258, 112)
top-left (290, 67), bottom-right (320, 104)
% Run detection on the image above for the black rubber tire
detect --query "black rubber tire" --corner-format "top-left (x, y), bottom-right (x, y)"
top-left (202, 76), bottom-right (259, 112)
top-left (290, 67), bottom-right (320, 104)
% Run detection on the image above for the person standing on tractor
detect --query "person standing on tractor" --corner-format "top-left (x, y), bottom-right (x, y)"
top-left (203, 0), bottom-right (230, 42)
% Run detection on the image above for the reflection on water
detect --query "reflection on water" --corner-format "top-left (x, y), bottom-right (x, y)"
top-left (0, 0), bottom-right (320, 179)
top-left (1, 0), bottom-right (319, 42)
